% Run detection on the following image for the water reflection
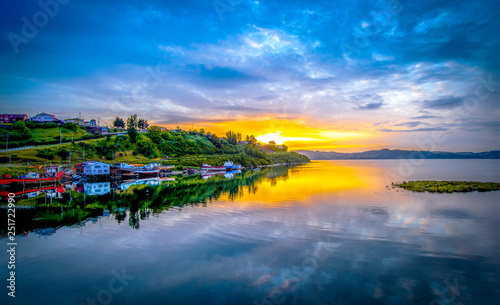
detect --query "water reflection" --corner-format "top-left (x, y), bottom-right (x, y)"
top-left (0, 160), bottom-right (499, 305)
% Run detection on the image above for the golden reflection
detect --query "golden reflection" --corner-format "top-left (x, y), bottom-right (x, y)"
top-left (218, 161), bottom-right (384, 205)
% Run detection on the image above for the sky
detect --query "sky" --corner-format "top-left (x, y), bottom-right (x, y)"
top-left (0, 0), bottom-right (499, 152)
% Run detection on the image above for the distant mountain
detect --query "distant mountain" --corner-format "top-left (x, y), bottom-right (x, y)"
top-left (294, 149), bottom-right (500, 160)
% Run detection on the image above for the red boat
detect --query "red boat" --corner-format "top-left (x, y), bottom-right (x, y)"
top-left (0, 184), bottom-right (65, 197)
top-left (0, 171), bottom-right (64, 185)
top-left (201, 164), bottom-right (226, 171)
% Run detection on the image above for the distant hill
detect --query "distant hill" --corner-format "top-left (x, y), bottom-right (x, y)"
top-left (294, 149), bottom-right (500, 160)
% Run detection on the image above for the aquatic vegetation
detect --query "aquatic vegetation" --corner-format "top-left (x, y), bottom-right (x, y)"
top-left (392, 180), bottom-right (500, 193)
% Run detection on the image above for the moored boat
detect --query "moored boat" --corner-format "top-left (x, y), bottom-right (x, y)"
top-left (0, 171), bottom-right (64, 185)
top-left (224, 161), bottom-right (242, 170)
top-left (201, 164), bottom-right (226, 171)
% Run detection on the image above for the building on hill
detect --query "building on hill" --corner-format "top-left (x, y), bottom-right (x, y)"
top-left (64, 118), bottom-right (85, 125)
top-left (0, 114), bottom-right (27, 123)
top-left (29, 112), bottom-right (62, 123)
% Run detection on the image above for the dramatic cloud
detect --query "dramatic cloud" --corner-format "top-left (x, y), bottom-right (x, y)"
top-left (0, 0), bottom-right (498, 151)
top-left (419, 96), bottom-right (465, 109)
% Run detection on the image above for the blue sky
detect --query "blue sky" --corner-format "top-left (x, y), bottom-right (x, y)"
top-left (0, 0), bottom-right (499, 151)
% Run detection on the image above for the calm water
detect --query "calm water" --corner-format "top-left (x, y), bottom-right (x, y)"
top-left (1, 160), bottom-right (500, 305)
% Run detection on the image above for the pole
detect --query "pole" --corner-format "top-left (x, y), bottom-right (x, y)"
top-left (9, 152), bottom-right (11, 164)
top-left (60, 130), bottom-right (62, 144)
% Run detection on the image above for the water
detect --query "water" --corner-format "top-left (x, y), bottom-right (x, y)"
top-left (1, 160), bottom-right (499, 305)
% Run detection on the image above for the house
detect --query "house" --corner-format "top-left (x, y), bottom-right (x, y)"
top-left (64, 118), bottom-right (85, 125)
top-left (0, 114), bottom-right (27, 124)
top-left (82, 161), bottom-right (110, 176)
top-left (84, 182), bottom-right (111, 196)
top-left (46, 166), bottom-right (62, 176)
top-left (29, 112), bottom-right (61, 123)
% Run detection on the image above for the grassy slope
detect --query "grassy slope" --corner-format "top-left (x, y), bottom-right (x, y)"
top-left (29, 127), bottom-right (89, 142)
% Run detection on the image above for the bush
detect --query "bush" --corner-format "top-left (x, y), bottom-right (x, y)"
top-left (63, 122), bottom-right (79, 131)
top-left (36, 148), bottom-right (56, 160)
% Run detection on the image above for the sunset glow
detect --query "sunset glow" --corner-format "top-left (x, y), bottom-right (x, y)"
top-left (1, 0), bottom-right (498, 152)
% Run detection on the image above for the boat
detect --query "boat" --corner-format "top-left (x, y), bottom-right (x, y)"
top-left (201, 163), bottom-right (226, 171)
top-left (135, 169), bottom-right (160, 176)
top-left (0, 184), bottom-right (65, 198)
top-left (224, 161), bottom-right (242, 170)
top-left (0, 171), bottom-right (64, 185)
top-left (112, 163), bottom-right (138, 173)
top-left (154, 164), bottom-right (175, 171)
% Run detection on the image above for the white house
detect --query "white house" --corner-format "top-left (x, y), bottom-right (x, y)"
top-left (84, 182), bottom-right (111, 196)
top-left (82, 161), bottom-right (110, 176)
top-left (29, 112), bottom-right (61, 123)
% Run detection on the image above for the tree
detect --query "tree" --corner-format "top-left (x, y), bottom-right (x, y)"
top-left (147, 125), bottom-right (162, 141)
top-left (11, 121), bottom-right (31, 141)
top-left (128, 127), bottom-right (138, 143)
top-left (269, 140), bottom-right (276, 146)
top-left (248, 135), bottom-right (257, 145)
top-left (126, 114), bottom-right (138, 130)
top-left (113, 117), bottom-right (125, 128)
top-left (138, 118), bottom-right (149, 130)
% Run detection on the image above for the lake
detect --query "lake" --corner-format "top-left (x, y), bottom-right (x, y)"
top-left (1, 160), bottom-right (499, 305)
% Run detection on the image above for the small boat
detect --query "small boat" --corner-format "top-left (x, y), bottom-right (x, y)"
top-left (135, 169), bottom-right (160, 176)
top-left (112, 163), bottom-right (138, 173)
top-left (154, 164), bottom-right (175, 171)
top-left (0, 185), bottom-right (63, 197)
top-left (201, 164), bottom-right (226, 171)
top-left (224, 161), bottom-right (242, 170)
top-left (201, 171), bottom-right (226, 179)
top-left (0, 172), bottom-right (64, 185)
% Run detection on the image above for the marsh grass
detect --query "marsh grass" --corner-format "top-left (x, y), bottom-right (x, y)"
top-left (392, 180), bottom-right (500, 193)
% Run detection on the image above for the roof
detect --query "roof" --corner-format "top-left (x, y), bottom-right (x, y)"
top-left (33, 112), bottom-right (57, 118)
top-left (82, 161), bottom-right (109, 166)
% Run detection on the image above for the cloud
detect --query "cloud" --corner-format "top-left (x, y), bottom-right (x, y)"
top-left (379, 127), bottom-right (447, 132)
top-left (419, 96), bottom-right (464, 109)
top-left (394, 121), bottom-right (423, 127)
top-left (356, 102), bottom-right (383, 110)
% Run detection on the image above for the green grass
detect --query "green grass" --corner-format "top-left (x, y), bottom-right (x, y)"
top-left (392, 180), bottom-right (500, 193)
top-left (30, 127), bottom-right (90, 143)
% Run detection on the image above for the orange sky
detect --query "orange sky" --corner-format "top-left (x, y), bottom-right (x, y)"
top-left (157, 115), bottom-right (395, 152)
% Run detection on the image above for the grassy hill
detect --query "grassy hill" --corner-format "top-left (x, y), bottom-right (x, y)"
top-left (0, 127), bottom-right (310, 168)
top-left (0, 121), bottom-right (96, 149)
